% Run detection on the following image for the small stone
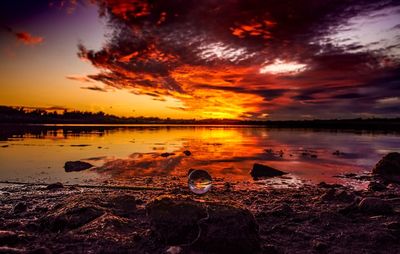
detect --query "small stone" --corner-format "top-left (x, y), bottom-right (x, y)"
top-left (0, 230), bottom-right (19, 245)
top-left (344, 173), bottom-right (357, 178)
top-left (166, 246), bottom-right (182, 254)
top-left (46, 182), bottom-right (64, 190)
top-left (64, 161), bottom-right (93, 172)
top-left (358, 197), bottom-right (392, 214)
top-left (335, 190), bottom-right (355, 202)
top-left (13, 202), bottom-right (27, 214)
top-left (368, 181), bottom-right (387, 192)
top-left (386, 221), bottom-right (400, 232)
top-left (145, 177), bottom-right (153, 184)
top-left (333, 150), bottom-right (342, 156)
top-left (269, 204), bottom-right (293, 216)
top-left (312, 240), bottom-right (328, 252)
top-left (27, 247), bottom-right (52, 254)
top-left (262, 244), bottom-right (279, 254)
top-left (161, 152), bottom-right (175, 157)
top-left (223, 182), bottom-right (232, 191)
top-left (250, 163), bottom-right (287, 179)
top-left (0, 247), bottom-right (24, 254)
top-left (183, 150), bottom-right (191, 156)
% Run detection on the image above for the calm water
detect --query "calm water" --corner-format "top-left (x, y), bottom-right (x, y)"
top-left (0, 125), bottom-right (399, 188)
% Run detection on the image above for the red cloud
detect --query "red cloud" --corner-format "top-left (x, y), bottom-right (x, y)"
top-left (15, 32), bottom-right (44, 45)
top-left (77, 0), bottom-right (400, 120)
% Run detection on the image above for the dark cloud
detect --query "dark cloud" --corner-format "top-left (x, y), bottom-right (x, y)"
top-left (80, 85), bottom-right (108, 92)
top-left (77, 0), bottom-right (400, 119)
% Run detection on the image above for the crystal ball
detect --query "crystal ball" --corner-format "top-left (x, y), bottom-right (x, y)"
top-left (188, 169), bottom-right (212, 194)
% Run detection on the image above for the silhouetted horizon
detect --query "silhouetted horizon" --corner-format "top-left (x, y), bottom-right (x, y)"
top-left (1, 105), bottom-right (400, 131)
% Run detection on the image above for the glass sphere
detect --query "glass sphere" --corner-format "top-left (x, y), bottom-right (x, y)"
top-left (188, 169), bottom-right (212, 194)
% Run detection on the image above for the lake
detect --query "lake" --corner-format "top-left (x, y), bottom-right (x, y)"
top-left (0, 125), bottom-right (399, 189)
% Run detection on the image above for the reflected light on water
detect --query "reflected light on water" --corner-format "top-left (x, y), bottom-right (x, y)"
top-left (0, 125), bottom-right (399, 189)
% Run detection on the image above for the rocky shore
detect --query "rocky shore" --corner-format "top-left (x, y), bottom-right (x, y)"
top-left (1, 153), bottom-right (400, 253)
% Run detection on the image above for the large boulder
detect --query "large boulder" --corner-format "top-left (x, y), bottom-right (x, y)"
top-left (146, 197), bottom-right (260, 253)
top-left (64, 161), bottom-right (93, 172)
top-left (250, 163), bottom-right (287, 179)
top-left (372, 152), bottom-right (400, 182)
top-left (192, 204), bottom-right (260, 253)
top-left (146, 197), bottom-right (207, 245)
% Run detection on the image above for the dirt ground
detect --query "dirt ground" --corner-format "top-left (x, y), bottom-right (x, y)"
top-left (0, 177), bottom-right (400, 254)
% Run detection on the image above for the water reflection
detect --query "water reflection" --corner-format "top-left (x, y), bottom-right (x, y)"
top-left (0, 125), bottom-right (399, 188)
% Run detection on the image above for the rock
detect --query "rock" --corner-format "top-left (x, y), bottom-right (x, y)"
top-left (223, 182), bottom-right (232, 192)
top-left (317, 182), bottom-right (342, 189)
top-left (372, 152), bottom-right (400, 182)
top-left (333, 150), bottom-right (343, 156)
top-left (250, 163), bottom-right (287, 179)
top-left (344, 173), bottom-right (357, 178)
top-left (269, 204), bottom-right (293, 216)
top-left (183, 150), bottom-right (191, 156)
top-left (262, 244), bottom-right (279, 254)
top-left (320, 189), bottom-right (336, 201)
top-left (147, 197), bottom-right (260, 253)
top-left (108, 195), bottom-right (136, 217)
top-left (46, 182), bottom-right (64, 190)
top-left (312, 240), bottom-right (328, 252)
top-left (146, 197), bottom-right (207, 245)
top-left (0, 230), bottom-right (19, 245)
top-left (192, 203), bottom-right (260, 253)
top-left (40, 203), bottom-right (104, 232)
top-left (161, 152), bottom-right (175, 157)
top-left (166, 246), bottom-right (182, 254)
top-left (358, 197), bottom-right (392, 214)
top-left (27, 247), bottom-right (52, 254)
top-left (335, 190), bottom-right (355, 203)
top-left (13, 202), bottom-right (27, 214)
top-left (145, 177), bottom-right (153, 184)
top-left (0, 247), bottom-right (24, 254)
top-left (386, 221), bottom-right (400, 232)
top-left (64, 161), bottom-right (93, 172)
top-left (368, 181), bottom-right (387, 192)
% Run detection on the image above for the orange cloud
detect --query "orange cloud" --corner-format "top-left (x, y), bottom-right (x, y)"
top-left (104, 0), bottom-right (150, 19)
top-left (15, 32), bottom-right (44, 45)
top-left (231, 19), bottom-right (276, 39)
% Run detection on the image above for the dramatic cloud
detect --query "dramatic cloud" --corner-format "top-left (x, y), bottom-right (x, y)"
top-left (78, 0), bottom-right (400, 119)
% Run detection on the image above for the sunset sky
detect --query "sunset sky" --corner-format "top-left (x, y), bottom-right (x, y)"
top-left (0, 0), bottom-right (399, 120)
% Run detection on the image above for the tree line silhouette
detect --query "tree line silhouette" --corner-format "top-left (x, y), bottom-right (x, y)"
top-left (1, 105), bottom-right (399, 131)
